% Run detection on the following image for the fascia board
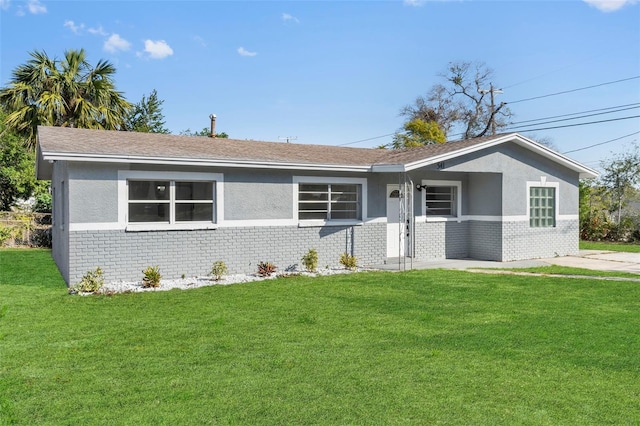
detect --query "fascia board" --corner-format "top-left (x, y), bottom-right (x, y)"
top-left (370, 164), bottom-right (406, 173)
top-left (39, 152), bottom-right (372, 173)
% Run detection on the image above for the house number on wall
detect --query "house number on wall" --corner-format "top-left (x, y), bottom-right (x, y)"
top-left (437, 161), bottom-right (445, 170)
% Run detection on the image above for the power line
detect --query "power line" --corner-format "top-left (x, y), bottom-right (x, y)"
top-left (337, 132), bottom-right (395, 147)
top-left (506, 76), bottom-right (640, 105)
top-left (561, 131), bottom-right (640, 155)
top-left (509, 103), bottom-right (640, 126)
top-left (509, 115), bottom-right (640, 133)
top-left (507, 105), bottom-right (640, 130)
top-left (505, 115), bottom-right (640, 133)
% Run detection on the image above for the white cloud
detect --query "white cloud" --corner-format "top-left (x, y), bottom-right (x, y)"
top-left (27, 0), bottom-right (46, 14)
top-left (88, 25), bottom-right (107, 36)
top-left (143, 39), bottom-right (174, 59)
top-left (403, 0), bottom-right (425, 6)
top-left (282, 13), bottom-right (300, 23)
top-left (64, 20), bottom-right (84, 34)
top-left (237, 47), bottom-right (257, 57)
top-left (104, 34), bottom-right (131, 53)
top-left (583, 0), bottom-right (638, 11)
top-left (0, 0), bottom-right (10, 11)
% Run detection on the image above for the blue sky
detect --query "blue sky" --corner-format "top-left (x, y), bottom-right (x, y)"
top-left (1, 0), bottom-right (639, 172)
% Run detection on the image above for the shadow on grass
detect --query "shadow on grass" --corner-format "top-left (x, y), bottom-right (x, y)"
top-left (0, 249), bottom-right (66, 289)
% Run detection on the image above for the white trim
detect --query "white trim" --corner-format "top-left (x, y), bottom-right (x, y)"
top-left (219, 219), bottom-right (296, 227)
top-left (42, 152), bottom-right (371, 173)
top-left (117, 170), bottom-right (224, 230)
top-left (126, 223), bottom-right (218, 232)
top-left (558, 214), bottom-right (579, 221)
top-left (421, 179), bottom-right (462, 220)
top-left (293, 176), bottom-right (369, 224)
top-left (297, 220), bottom-right (364, 228)
top-left (69, 222), bottom-right (123, 231)
top-left (527, 180), bottom-right (560, 228)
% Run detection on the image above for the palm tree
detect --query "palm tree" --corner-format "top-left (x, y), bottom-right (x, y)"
top-left (0, 49), bottom-right (132, 150)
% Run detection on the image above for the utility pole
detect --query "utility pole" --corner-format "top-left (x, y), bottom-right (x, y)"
top-left (479, 83), bottom-right (504, 135)
top-left (278, 136), bottom-right (297, 143)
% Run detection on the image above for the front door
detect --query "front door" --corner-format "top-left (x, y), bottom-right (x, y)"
top-left (387, 184), bottom-right (407, 257)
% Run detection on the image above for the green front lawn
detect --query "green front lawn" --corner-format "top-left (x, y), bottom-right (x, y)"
top-left (580, 240), bottom-right (640, 252)
top-left (1, 249), bottom-right (639, 424)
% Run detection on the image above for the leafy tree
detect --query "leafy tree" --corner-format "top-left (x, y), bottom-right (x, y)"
top-left (125, 89), bottom-right (169, 133)
top-left (600, 145), bottom-right (640, 224)
top-left (180, 127), bottom-right (229, 138)
top-left (0, 49), bottom-right (131, 150)
top-left (0, 111), bottom-right (41, 210)
top-left (391, 118), bottom-right (446, 149)
top-left (579, 179), bottom-right (611, 240)
top-left (400, 61), bottom-right (512, 139)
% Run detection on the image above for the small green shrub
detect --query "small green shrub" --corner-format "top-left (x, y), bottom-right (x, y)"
top-left (210, 260), bottom-right (228, 281)
top-left (339, 253), bottom-right (358, 270)
top-left (142, 265), bottom-right (162, 288)
top-left (71, 267), bottom-right (104, 294)
top-left (257, 261), bottom-right (277, 277)
top-left (301, 248), bottom-right (318, 272)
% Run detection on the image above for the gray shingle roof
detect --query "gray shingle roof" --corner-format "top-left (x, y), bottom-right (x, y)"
top-left (36, 126), bottom-right (597, 178)
top-left (37, 126), bottom-right (387, 167)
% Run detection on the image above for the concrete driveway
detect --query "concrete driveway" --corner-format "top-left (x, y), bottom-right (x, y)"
top-left (543, 250), bottom-right (640, 274)
top-left (375, 249), bottom-right (640, 274)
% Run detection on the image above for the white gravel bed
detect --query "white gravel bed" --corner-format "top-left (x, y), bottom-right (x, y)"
top-left (89, 267), bottom-right (371, 295)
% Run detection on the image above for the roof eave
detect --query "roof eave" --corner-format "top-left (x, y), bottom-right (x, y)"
top-left (38, 152), bottom-right (373, 173)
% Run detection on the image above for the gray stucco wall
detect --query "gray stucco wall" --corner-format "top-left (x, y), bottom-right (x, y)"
top-left (444, 142), bottom-right (580, 215)
top-left (224, 170), bottom-right (292, 220)
top-left (65, 223), bottom-right (387, 284)
top-left (68, 162), bottom-right (119, 223)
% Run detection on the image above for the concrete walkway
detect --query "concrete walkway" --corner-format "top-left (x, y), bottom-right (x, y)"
top-left (373, 250), bottom-right (640, 275)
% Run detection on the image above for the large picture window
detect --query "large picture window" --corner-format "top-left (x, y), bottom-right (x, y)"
top-left (298, 183), bottom-right (361, 221)
top-left (128, 180), bottom-right (214, 223)
top-left (529, 186), bottom-right (555, 227)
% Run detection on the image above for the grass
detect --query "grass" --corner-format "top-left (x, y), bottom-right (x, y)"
top-left (1, 249), bottom-right (640, 424)
top-left (580, 240), bottom-right (640, 253)
top-left (496, 265), bottom-right (640, 279)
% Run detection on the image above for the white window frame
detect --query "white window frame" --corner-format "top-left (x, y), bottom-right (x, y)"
top-left (293, 176), bottom-right (367, 227)
top-left (118, 171), bottom-right (224, 231)
top-left (527, 179), bottom-right (559, 228)
top-left (421, 180), bottom-right (462, 222)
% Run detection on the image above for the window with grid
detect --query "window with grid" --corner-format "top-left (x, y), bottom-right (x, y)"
top-left (529, 186), bottom-right (555, 227)
top-left (298, 183), bottom-right (361, 221)
top-left (128, 180), bottom-right (214, 223)
top-left (425, 186), bottom-right (456, 216)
